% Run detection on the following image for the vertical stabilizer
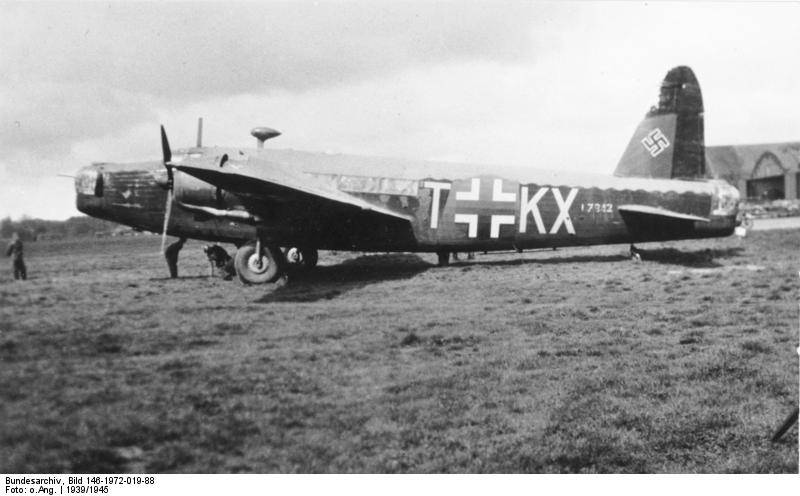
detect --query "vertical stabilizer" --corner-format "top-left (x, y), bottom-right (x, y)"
top-left (614, 66), bottom-right (706, 179)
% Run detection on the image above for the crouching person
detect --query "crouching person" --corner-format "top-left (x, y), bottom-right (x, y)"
top-left (203, 244), bottom-right (235, 280)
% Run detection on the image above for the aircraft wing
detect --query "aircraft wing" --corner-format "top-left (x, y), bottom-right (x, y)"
top-left (174, 161), bottom-right (413, 222)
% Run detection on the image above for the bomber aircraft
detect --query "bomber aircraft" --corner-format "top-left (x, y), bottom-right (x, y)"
top-left (75, 66), bottom-right (741, 284)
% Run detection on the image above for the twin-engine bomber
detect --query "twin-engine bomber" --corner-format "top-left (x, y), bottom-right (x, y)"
top-left (75, 66), bottom-right (741, 284)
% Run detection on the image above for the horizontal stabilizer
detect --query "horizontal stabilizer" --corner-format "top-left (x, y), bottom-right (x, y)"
top-left (618, 203), bottom-right (709, 241)
top-left (618, 204), bottom-right (709, 223)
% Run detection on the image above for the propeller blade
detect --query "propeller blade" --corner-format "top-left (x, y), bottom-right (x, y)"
top-left (160, 188), bottom-right (173, 254)
top-left (160, 125), bottom-right (172, 164)
top-left (159, 124), bottom-right (175, 254)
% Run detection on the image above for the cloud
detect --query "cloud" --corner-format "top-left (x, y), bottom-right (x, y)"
top-left (0, 1), bottom-right (542, 97)
top-left (3, 2), bottom-right (800, 220)
top-left (0, 1), bottom-right (548, 162)
top-left (0, 82), bottom-right (158, 163)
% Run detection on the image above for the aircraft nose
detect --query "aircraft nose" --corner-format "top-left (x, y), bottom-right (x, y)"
top-left (75, 164), bottom-right (104, 214)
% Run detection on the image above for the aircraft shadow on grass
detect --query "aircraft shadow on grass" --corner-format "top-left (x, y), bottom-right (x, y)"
top-left (258, 246), bottom-right (746, 302)
top-left (636, 246), bottom-right (745, 268)
top-left (148, 275), bottom-right (217, 281)
top-left (465, 246), bottom-right (744, 269)
top-left (257, 253), bottom-right (433, 303)
top-left (473, 253), bottom-right (629, 267)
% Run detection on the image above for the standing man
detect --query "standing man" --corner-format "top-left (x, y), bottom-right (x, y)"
top-left (164, 237), bottom-right (186, 278)
top-left (5, 232), bottom-right (26, 280)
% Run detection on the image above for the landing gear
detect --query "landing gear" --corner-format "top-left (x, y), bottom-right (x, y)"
top-left (283, 247), bottom-right (319, 269)
top-left (164, 237), bottom-right (186, 278)
top-left (437, 250), bottom-right (450, 266)
top-left (629, 244), bottom-right (642, 262)
top-left (234, 241), bottom-right (285, 284)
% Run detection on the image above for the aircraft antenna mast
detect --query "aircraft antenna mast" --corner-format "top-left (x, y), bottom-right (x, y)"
top-left (196, 118), bottom-right (203, 148)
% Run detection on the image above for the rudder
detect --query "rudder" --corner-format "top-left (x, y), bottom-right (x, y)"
top-left (614, 66), bottom-right (706, 180)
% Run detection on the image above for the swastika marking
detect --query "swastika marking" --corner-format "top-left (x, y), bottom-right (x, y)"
top-left (641, 128), bottom-right (670, 157)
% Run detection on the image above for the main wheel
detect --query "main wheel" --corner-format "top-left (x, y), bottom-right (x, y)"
top-left (235, 242), bottom-right (282, 284)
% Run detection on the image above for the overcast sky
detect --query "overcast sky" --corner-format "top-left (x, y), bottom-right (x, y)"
top-left (2, 1), bottom-right (799, 220)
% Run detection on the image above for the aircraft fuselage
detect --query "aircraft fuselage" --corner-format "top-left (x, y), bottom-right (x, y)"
top-left (75, 149), bottom-right (739, 252)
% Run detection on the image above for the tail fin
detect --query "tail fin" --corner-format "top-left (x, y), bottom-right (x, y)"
top-left (614, 66), bottom-right (706, 179)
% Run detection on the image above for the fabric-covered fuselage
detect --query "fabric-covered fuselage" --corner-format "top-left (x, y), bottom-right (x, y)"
top-left (75, 148), bottom-right (738, 252)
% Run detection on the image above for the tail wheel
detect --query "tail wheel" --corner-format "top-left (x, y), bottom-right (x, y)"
top-left (235, 242), bottom-right (283, 284)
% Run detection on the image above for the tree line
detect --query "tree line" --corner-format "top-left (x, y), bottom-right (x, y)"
top-left (0, 216), bottom-right (123, 241)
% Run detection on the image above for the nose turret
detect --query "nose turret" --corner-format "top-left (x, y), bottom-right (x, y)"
top-left (75, 164), bottom-right (105, 215)
top-left (75, 164), bottom-right (104, 198)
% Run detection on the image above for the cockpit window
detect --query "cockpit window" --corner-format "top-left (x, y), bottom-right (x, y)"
top-left (169, 151), bottom-right (203, 163)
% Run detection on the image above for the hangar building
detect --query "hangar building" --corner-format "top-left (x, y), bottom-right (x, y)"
top-left (706, 142), bottom-right (800, 201)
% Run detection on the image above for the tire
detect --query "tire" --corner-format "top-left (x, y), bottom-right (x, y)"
top-left (234, 242), bottom-right (282, 284)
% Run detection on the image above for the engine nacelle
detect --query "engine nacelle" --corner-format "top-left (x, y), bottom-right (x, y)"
top-left (172, 169), bottom-right (255, 221)
top-left (173, 169), bottom-right (220, 206)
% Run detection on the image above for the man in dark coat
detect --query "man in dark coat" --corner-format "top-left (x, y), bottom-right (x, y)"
top-left (5, 232), bottom-right (26, 280)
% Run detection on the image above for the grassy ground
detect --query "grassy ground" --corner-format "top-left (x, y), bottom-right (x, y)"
top-left (0, 231), bottom-right (797, 473)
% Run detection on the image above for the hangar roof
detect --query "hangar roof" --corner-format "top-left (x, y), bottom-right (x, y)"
top-left (706, 142), bottom-right (800, 182)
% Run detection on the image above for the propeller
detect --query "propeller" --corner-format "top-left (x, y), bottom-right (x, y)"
top-left (160, 125), bottom-right (174, 254)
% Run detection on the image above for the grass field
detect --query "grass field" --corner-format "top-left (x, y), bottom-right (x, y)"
top-left (0, 231), bottom-right (797, 473)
